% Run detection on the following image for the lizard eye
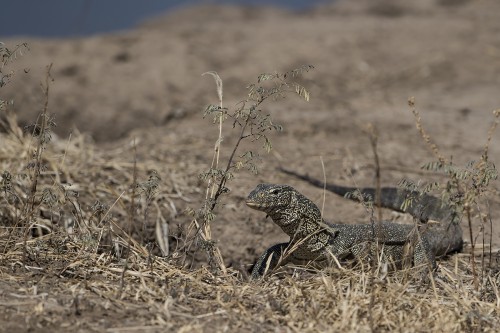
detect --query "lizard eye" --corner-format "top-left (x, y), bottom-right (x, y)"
top-left (269, 188), bottom-right (281, 195)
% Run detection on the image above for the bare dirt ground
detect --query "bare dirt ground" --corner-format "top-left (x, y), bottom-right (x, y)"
top-left (1, 0), bottom-right (500, 332)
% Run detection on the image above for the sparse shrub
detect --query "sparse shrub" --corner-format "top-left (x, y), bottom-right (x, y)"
top-left (187, 66), bottom-right (314, 273)
top-left (401, 97), bottom-right (499, 288)
top-left (0, 42), bottom-right (29, 88)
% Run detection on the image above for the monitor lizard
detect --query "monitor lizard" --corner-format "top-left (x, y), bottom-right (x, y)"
top-left (247, 179), bottom-right (463, 279)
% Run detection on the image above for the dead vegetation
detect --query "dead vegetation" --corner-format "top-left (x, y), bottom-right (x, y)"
top-left (1, 70), bottom-right (499, 332)
top-left (1, 223), bottom-right (499, 332)
top-left (1, 2), bottom-right (500, 329)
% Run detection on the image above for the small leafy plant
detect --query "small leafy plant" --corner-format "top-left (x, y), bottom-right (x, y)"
top-left (401, 97), bottom-right (499, 287)
top-left (189, 65), bottom-right (314, 273)
top-left (0, 42), bottom-right (29, 88)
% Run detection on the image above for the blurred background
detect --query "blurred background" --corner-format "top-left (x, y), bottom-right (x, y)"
top-left (1, 0), bottom-right (329, 38)
top-left (0, 0), bottom-right (498, 153)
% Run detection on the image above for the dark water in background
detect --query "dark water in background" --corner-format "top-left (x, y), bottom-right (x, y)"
top-left (0, 0), bottom-right (330, 38)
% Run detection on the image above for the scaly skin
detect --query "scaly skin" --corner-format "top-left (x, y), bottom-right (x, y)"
top-left (279, 167), bottom-right (464, 257)
top-left (247, 183), bottom-right (462, 279)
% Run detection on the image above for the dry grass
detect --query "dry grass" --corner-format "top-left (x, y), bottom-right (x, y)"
top-left (1, 111), bottom-right (499, 333)
top-left (1, 235), bottom-right (499, 332)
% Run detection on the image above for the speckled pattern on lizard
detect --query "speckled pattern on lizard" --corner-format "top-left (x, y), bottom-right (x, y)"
top-left (247, 182), bottom-right (463, 279)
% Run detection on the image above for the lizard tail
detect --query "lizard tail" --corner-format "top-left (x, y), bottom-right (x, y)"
top-left (280, 167), bottom-right (454, 222)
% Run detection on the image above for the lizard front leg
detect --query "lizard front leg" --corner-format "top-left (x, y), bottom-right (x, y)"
top-left (250, 242), bottom-right (290, 279)
top-left (413, 236), bottom-right (437, 271)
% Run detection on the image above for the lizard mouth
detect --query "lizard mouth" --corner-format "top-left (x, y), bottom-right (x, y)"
top-left (245, 200), bottom-right (260, 209)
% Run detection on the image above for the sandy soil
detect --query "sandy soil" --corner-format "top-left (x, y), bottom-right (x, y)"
top-left (1, 0), bottom-right (500, 331)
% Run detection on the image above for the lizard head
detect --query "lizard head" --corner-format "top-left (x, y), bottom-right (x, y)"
top-left (247, 184), bottom-right (332, 242)
top-left (246, 183), bottom-right (296, 212)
